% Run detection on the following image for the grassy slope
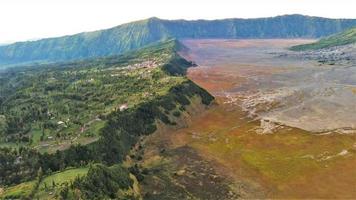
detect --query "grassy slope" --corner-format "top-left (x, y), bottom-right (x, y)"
top-left (1, 181), bottom-right (36, 198)
top-left (35, 167), bottom-right (89, 199)
top-left (1, 168), bottom-right (88, 199)
top-left (291, 27), bottom-right (356, 51)
top-left (39, 167), bottom-right (88, 189)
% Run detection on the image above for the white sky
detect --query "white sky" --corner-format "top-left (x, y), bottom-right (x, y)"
top-left (1, 0), bottom-right (356, 44)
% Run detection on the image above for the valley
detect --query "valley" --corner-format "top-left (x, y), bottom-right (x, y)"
top-left (1, 14), bottom-right (356, 199)
top-left (138, 39), bottom-right (356, 198)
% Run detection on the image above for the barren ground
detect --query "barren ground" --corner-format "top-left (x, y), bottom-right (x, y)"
top-left (183, 39), bottom-right (356, 133)
top-left (184, 39), bottom-right (356, 198)
top-left (141, 39), bottom-right (356, 199)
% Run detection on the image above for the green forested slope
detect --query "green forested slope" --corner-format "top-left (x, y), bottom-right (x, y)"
top-left (1, 15), bottom-right (356, 65)
top-left (291, 27), bottom-right (356, 50)
top-left (0, 39), bottom-right (214, 199)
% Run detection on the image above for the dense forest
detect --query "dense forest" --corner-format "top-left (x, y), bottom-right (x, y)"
top-left (0, 39), bottom-right (214, 199)
top-left (2, 14), bottom-right (356, 65)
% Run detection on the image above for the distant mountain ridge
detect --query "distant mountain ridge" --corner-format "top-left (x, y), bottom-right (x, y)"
top-left (1, 14), bottom-right (356, 65)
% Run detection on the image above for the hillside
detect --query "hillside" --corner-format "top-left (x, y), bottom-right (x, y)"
top-left (0, 39), bottom-right (214, 199)
top-left (0, 39), bottom-right (180, 149)
top-left (2, 14), bottom-right (356, 65)
top-left (291, 27), bottom-right (356, 51)
top-left (0, 39), bottom-right (211, 152)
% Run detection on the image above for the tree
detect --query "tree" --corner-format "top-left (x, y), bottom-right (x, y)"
top-left (0, 115), bottom-right (8, 140)
top-left (37, 167), bottom-right (43, 180)
top-left (59, 184), bottom-right (69, 200)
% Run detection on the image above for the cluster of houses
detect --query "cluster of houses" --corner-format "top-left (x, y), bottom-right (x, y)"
top-left (125, 59), bottom-right (162, 71)
top-left (110, 59), bottom-right (163, 78)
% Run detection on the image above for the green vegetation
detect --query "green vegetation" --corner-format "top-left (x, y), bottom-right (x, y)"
top-left (0, 39), bottom-right (214, 199)
top-left (2, 167), bottom-right (88, 199)
top-left (0, 39), bottom-right (182, 148)
top-left (60, 164), bottom-right (133, 199)
top-left (2, 15), bottom-right (356, 65)
top-left (291, 27), bottom-right (356, 51)
top-left (39, 167), bottom-right (88, 190)
top-left (1, 180), bottom-right (36, 199)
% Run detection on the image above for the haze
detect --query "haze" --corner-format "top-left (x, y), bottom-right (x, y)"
top-left (1, 0), bottom-right (356, 44)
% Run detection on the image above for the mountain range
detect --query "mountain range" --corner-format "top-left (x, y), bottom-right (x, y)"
top-left (1, 14), bottom-right (356, 65)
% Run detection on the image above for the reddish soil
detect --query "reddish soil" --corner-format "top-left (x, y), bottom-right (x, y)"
top-left (174, 39), bottom-right (356, 198)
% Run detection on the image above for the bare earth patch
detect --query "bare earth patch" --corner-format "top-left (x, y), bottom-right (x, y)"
top-left (175, 39), bottom-right (356, 198)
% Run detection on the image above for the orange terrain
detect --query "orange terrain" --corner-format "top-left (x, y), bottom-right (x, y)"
top-left (165, 39), bottom-right (356, 198)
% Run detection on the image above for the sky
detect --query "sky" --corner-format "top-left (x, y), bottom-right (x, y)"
top-left (1, 0), bottom-right (356, 44)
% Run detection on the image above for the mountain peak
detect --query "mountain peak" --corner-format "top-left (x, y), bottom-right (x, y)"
top-left (143, 17), bottom-right (162, 23)
top-left (148, 17), bottom-right (161, 21)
